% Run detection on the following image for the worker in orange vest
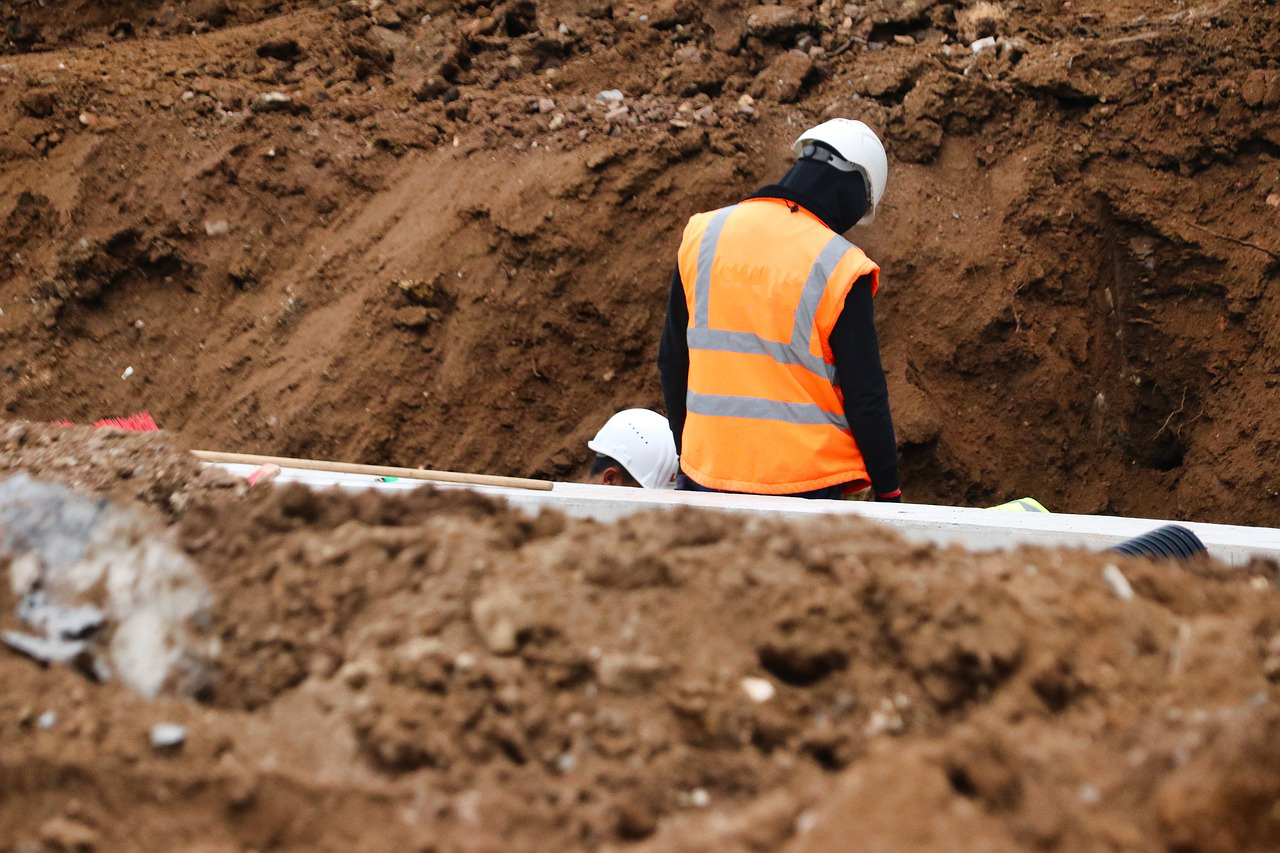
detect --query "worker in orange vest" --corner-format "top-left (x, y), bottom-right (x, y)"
top-left (657, 119), bottom-right (901, 501)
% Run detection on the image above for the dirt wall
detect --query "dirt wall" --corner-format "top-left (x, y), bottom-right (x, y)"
top-left (1, 2), bottom-right (1278, 522)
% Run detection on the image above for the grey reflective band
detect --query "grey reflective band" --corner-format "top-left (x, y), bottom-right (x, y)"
top-left (688, 392), bottom-right (851, 432)
top-left (693, 205), bottom-right (738, 329)
top-left (792, 235), bottom-right (852, 354)
top-left (687, 327), bottom-right (835, 382)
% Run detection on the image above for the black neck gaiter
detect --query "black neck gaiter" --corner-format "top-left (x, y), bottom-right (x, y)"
top-left (761, 155), bottom-right (869, 234)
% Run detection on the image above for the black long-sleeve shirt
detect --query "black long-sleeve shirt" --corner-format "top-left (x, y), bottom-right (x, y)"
top-left (657, 230), bottom-right (900, 497)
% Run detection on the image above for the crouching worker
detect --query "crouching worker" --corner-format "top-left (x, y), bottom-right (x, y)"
top-left (584, 409), bottom-right (679, 489)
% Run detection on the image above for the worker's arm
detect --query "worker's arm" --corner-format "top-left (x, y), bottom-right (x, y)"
top-left (657, 266), bottom-right (689, 454)
top-left (830, 276), bottom-right (901, 500)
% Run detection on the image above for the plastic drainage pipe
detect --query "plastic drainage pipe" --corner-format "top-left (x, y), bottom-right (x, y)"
top-left (1109, 524), bottom-right (1208, 560)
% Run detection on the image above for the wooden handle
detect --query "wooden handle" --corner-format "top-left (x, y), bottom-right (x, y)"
top-left (192, 450), bottom-right (554, 491)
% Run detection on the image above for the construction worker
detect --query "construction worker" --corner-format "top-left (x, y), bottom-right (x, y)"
top-left (657, 119), bottom-right (901, 502)
top-left (584, 408), bottom-right (680, 489)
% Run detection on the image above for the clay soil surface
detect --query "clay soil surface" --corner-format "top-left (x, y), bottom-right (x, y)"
top-left (2, 423), bottom-right (1280, 851)
top-left (0, 0), bottom-right (1277, 524)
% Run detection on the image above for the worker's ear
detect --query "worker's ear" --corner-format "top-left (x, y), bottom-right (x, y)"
top-left (602, 466), bottom-right (623, 486)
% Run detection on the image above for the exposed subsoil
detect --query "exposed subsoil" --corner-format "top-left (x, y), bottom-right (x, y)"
top-left (0, 0), bottom-right (1276, 524)
top-left (1, 424), bottom-right (1279, 851)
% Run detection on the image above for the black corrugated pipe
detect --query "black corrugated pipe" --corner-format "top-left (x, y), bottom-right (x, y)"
top-left (1109, 525), bottom-right (1208, 560)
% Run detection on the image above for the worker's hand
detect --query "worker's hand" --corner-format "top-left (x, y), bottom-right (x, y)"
top-left (875, 489), bottom-right (902, 503)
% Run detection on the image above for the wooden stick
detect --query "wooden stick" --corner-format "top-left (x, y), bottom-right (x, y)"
top-left (192, 450), bottom-right (554, 491)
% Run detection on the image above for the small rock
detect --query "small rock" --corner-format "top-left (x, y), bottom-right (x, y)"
top-left (414, 76), bottom-right (450, 101)
top-left (369, 25), bottom-right (408, 50)
top-left (679, 788), bottom-right (711, 808)
top-left (537, 97), bottom-right (556, 114)
top-left (39, 816), bottom-right (98, 852)
top-left (893, 34), bottom-right (916, 45)
top-left (1267, 194), bottom-right (1280, 207)
top-left (150, 722), bottom-right (187, 751)
top-left (1241, 70), bottom-right (1279, 109)
top-left (391, 306), bottom-right (434, 329)
top-left (604, 105), bottom-right (629, 124)
top-left (692, 104), bottom-right (717, 125)
top-left (204, 219), bottom-right (229, 237)
top-left (596, 89), bottom-right (624, 103)
top-left (548, 113), bottom-right (566, 131)
top-left (38, 710), bottom-right (57, 729)
top-left (741, 676), bottom-right (776, 702)
top-left (753, 50), bottom-right (813, 103)
top-left (971, 36), bottom-right (997, 55)
top-left (1101, 564), bottom-right (1134, 601)
top-left (597, 653), bottom-right (664, 693)
top-left (19, 89), bottom-right (57, 119)
top-left (396, 277), bottom-right (449, 307)
top-left (471, 587), bottom-right (527, 655)
top-left (250, 91), bottom-right (293, 113)
top-left (745, 5), bottom-right (813, 42)
top-left (673, 45), bottom-right (702, 63)
top-left (373, 6), bottom-right (401, 27)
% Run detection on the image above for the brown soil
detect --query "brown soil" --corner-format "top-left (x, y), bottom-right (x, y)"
top-left (3, 424), bottom-right (1280, 851)
top-left (0, 0), bottom-right (1276, 525)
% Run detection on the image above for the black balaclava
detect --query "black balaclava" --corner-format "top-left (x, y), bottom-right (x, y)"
top-left (772, 141), bottom-right (869, 233)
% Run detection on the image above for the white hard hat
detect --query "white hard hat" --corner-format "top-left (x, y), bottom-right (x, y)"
top-left (792, 118), bottom-right (888, 224)
top-left (587, 409), bottom-right (679, 489)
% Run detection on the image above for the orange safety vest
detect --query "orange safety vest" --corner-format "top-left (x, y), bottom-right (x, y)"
top-left (676, 197), bottom-right (881, 495)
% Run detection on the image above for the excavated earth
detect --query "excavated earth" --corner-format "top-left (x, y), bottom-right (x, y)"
top-left (1, 423), bottom-right (1280, 851)
top-left (2, 0), bottom-right (1280, 849)
top-left (0, 0), bottom-right (1277, 524)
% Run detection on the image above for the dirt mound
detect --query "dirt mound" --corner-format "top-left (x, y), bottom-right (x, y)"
top-left (0, 0), bottom-right (1277, 525)
top-left (0, 421), bottom-right (242, 517)
top-left (1, 425), bottom-right (1278, 849)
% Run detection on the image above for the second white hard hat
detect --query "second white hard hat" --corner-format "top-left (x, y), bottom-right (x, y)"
top-left (792, 118), bottom-right (888, 225)
top-left (587, 409), bottom-right (679, 489)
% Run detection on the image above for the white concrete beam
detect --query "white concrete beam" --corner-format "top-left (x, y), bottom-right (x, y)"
top-left (212, 464), bottom-right (1280, 567)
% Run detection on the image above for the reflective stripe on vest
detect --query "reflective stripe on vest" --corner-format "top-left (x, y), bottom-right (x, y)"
top-left (688, 209), bottom-right (854, 422)
top-left (687, 392), bottom-right (851, 430)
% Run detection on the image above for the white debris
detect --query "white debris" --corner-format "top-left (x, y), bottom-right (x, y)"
top-left (204, 219), bottom-right (229, 236)
top-left (686, 788), bottom-right (710, 808)
top-left (1, 475), bottom-right (215, 699)
top-left (1101, 564), bottom-right (1135, 601)
top-left (795, 810), bottom-right (819, 834)
top-left (971, 36), bottom-right (997, 54)
top-left (548, 113), bottom-right (565, 131)
top-left (251, 91), bottom-right (293, 113)
top-left (595, 89), bottom-right (624, 103)
top-left (740, 676), bottom-right (776, 703)
top-left (150, 722), bottom-right (187, 750)
top-left (37, 710), bottom-right (57, 729)
top-left (121, 365), bottom-right (134, 380)
top-left (1079, 783), bottom-right (1101, 804)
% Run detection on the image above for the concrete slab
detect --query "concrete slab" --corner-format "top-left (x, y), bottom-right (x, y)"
top-left (213, 464), bottom-right (1280, 567)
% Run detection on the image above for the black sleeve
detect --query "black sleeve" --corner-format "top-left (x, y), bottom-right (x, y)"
top-left (657, 266), bottom-right (690, 454)
top-left (829, 274), bottom-right (900, 497)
